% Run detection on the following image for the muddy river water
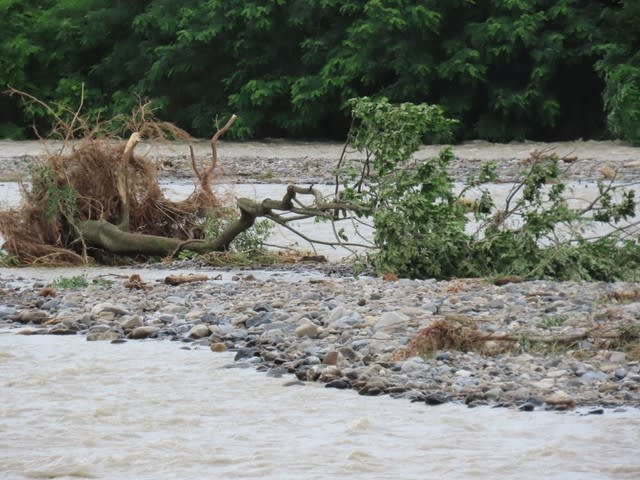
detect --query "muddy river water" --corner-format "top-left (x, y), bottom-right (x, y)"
top-left (1, 140), bottom-right (640, 478)
top-left (1, 332), bottom-right (639, 480)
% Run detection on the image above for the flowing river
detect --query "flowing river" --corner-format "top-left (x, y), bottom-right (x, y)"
top-left (1, 332), bottom-right (639, 480)
top-left (2, 180), bottom-right (640, 479)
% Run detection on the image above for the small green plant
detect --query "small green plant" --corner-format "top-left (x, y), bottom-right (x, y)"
top-left (51, 274), bottom-right (89, 289)
top-left (0, 250), bottom-right (19, 266)
top-left (616, 322), bottom-right (639, 344)
top-left (29, 163), bottom-right (77, 222)
top-left (539, 315), bottom-right (568, 330)
top-left (517, 334), bottom-right (533, 352)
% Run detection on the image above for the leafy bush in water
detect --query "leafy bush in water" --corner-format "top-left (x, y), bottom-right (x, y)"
top-left (340, 97), bottom-right (639, 281)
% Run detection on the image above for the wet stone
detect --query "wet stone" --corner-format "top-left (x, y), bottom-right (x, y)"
top-left (253, 302), bottom-right (273, 312)
top-left (614, 368), bottom-right (628, 380)
top-left (188, 324), bottom-right (211, 339)
top-left (210, 342), bottom-right (227, 352)
top-left (3, 259), bottom-right (640, 410)
top-left (87, 330), bottom-right (122, 341)
top-left (0, 306), bottom-right (18, 318)
top-left (246, 311), bottom-right (273, 328)
top-left (91, 302), bottom-right (129, 316)
top-left (295, 323), bottom-right (320, 338)
top-left (129, 326), bottom-right (160, 339)
top-left (424, 392), bottom-right (451, 406)
top-left (17, 310), bottom-right (48, 324)
top-left (518, 403), bottom-right (535, 412)
top-left (325, 379), bottom-right (351, 389)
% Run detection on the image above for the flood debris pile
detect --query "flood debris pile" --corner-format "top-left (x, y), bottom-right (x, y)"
top-left (0, 108), bottom-right (232, 264)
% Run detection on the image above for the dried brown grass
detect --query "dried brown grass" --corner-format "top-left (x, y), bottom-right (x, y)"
top-left (394, 318), bottom-right (488, 359)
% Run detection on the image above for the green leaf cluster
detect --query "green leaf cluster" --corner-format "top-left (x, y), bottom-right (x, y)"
top-left (343, 97), bottom-right (640, 281)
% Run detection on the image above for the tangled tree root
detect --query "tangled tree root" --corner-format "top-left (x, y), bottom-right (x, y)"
top-left (0, 117), bottom-right (231, 265)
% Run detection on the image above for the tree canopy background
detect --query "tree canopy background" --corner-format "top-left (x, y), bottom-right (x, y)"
top-left (1, 0), bottom-right (639, 144)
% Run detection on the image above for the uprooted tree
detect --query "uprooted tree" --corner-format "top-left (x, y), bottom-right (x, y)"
top-left (0, 93), bottom-right (639, 281)
top-left (0, 109), bottom-right (365, 264)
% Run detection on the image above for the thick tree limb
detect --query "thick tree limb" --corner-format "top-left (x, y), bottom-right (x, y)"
top-left (116, 132), bottom-right (141, 231)
top-left (201, 114), bottom-right (237, 187)
top-left (76, 183), bottom-right (371, 257)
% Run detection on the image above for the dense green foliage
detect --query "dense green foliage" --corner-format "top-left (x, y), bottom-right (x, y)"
top-left (340, 97), bottom-right (639, 281)
top-left (1, 0), bottom-right (639, 142)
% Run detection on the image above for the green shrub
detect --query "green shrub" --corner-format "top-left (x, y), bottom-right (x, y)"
top-left (51, 274), bottom-right (88, 289)
top-left (339, 97), bottom-right (640, 281)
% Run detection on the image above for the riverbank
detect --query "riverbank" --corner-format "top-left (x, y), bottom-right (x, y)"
top-left (1, 139), bottom-right (640, 412)
top-left (1, 138), bottom-right (640, 184)
top-left (1, 262), bottom-right (639, 412)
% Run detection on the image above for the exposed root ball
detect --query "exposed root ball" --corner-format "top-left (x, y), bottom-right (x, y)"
top-left (0, 138), bottom-right (220, 265)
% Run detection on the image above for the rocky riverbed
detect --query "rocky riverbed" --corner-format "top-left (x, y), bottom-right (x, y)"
top-left (1, 139), bottom-right (640, 413)
top-left (1, 263), bottom-right (639, 412)
top-left (2, 138), bottom-right (640, 183)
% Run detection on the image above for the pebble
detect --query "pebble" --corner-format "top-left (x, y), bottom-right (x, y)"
top-left (544, 391), bottom-right (576, 409)
top-left (87, 330), bottom-right (122, 341)
top-left (2, 267), bottom-right (639, 410)
top-left (119, 315), bottom-right (143, 330)
top-left (614, 368), bottom-right (628, 380)
top-left (129, 326), bottom-right (160, 339)
top-left (295, 322), bottom-right (320, 338)
top-left (91, 302), bottom-right (129, 316)
top-left (188, 324), bottom-right (211, 339)
top-left (210, 342), bottom-right (227, 352)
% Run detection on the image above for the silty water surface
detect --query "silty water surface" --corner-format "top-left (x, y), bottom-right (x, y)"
top-left (1, 333), bottom-right (639, 480)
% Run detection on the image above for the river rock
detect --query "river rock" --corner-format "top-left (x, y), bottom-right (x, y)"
top-left (295, 322), bottom-right (320, 338)
top-left (325, 378), bottom-right (351, 389)
top-left (373, 311), bottom-right (410, 334)
top-left (246, 311), bottom-right (273, 328)
top-left (0, 306), bottom-right (17, 318)
top-left (210, 342), bottom-right (227, 352)
top-left (188, 324), bottom-right (211, 339)
top-left (579, 371), bottom-right (608, 384)
top-left (400, 356), bottom-right (428, 374)
top-left (49, 323), bottom-right (76, 335)
top-left (119, 314), bottom-right (143, 330)
top-left (91, 302), bottom-right (129, 316)
top-left (609, 351), bottom-right (627, 363)
top-left (323, 350), bottom-right (340, 365)
top-left (17, 310), bottom-right (48, 324)
top-left (424, 392), bottom-right (451, 405)
top-left (485, 387), bottom-right (502, 401)
top-left (544, 390), bottom-right (576, 409)
top-left (327, 307), bottom-right (364, 328)
top-left (129, 326), bottom-right (160, 339)
top-left (614, 368), bottom-right (628, 380)
top-left (87, 330), bottom-right (122, 341)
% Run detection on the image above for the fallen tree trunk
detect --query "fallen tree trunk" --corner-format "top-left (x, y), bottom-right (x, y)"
top-left (0, 103), bottom-right (373, 265)
top-left (77, 184), bottom-right (368, 258)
